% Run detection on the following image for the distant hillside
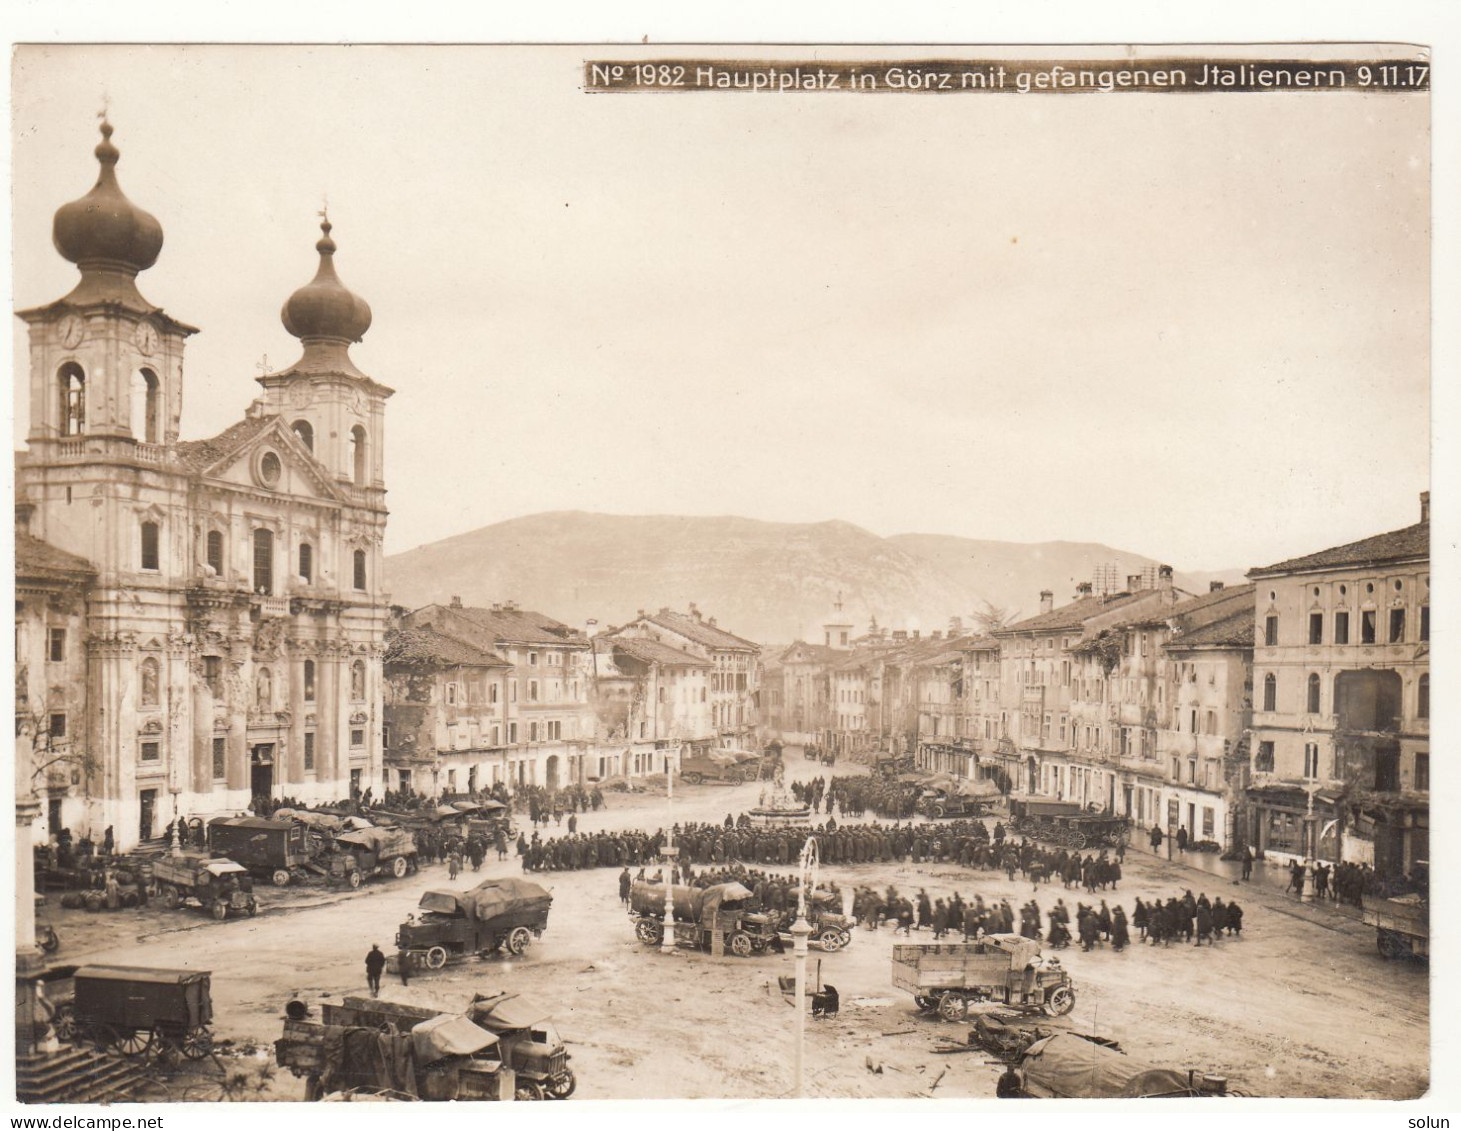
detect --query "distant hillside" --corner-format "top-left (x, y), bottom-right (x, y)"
top-left (385, 512), bottom-right (1246, 646)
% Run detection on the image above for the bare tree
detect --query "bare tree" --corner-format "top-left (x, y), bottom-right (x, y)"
top-left (972, 600), bottom-right (1020, 634)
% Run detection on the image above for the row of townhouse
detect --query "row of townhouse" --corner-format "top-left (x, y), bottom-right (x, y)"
top-left (382, 601), bottom-right (762, 796)
top-left (759, 497), bottom-right (1429, 881)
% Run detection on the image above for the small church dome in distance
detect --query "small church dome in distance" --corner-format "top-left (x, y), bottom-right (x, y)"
top-left (52, 119), bottom-right (164, 275)
top-left (280, 218), bottom-right (373, 344)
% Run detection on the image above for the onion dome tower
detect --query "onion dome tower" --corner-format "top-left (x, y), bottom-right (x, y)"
top-left (258, 215), bottom-right (392, 493)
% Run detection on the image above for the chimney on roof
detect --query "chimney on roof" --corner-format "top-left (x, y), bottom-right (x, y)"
top-left (450, 595), bottom-right (462, 608)
top-left (1076, 581), bottom-right (1093, 599)
top-left (948, 616), bottom-right (964, 635)
top-left (490, 603), bottom-right (502, 613)
top-left (637, 608), bottom-right (646, 617)
top-left (930, 630), bottom-right (942, 641)
top-left (1209, 581), bottom-right (1225, 593)
top-left (1127, 574), bottom-right (1143, 592)
top-left (1158, 564), bottom-right (1173, 592)
top-left (1039, 590), bottom-right (1054, 614)
top-left (1421, 490), bottom-right (1430, 522)
top-left (689, 602), bottom-right (701, 621)
top-left (892, 630), bottom-right (908, 641)
top-left (911, 630), bottom-right (921, 640)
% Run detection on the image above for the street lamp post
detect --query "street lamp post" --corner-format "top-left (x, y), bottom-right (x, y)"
top-left (661, 747), bottom-right (677, 955)
top-left (792, 836), bottom-right (818, 1097)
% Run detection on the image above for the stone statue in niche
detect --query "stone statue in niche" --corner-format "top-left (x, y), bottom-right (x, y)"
top-left (351, 660), bottom-right (365, 702)
top-left (255, 667), bottom-right (272, 713)
top-left (140, 657), bottom-right (160, 707)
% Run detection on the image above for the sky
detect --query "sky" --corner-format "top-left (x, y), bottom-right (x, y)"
top-left (10, 43), bottom-right (1431, 571)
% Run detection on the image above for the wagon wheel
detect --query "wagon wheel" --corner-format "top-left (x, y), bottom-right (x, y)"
top-left (727, 931), bottom-right (754, 957)
top-left (272, 869), bottom-right (292, 887)
top-left (181, 1025), bottom-right (213, 1060)
top-left (211, 900), bottom-right (229, 921)
top-left (937, 994), bottom-right (968, 1022)
top-left (113, 1026), bottom-right (153, 1057)
top-left (817, 927), bottom-right (844, 952)
top-left (635, 920), bottom-right (662, 944)
top-left (1044, 985), bottom-right (1076, 1016)
top-left (506, 926), bottom-right (533, 955)
top-left (347, 870), bottom-right (363, 889)
top-left (161, 885), bottom-right (181, 909)
top-left (1068, 831), bottom-right (1088, 850)
top-left (51, 1003), bottom-right (76, 1042)
top-left (425, 945), bottom-right (449, 969)
top-left (515, 1079), bottom-right (544, 1101)
top-left (546, 1069), bottom-right (577, 1100)
top-left (1376, 929), bottom-right (1406, 960)
top-left (391, 856), bottom-right (408, 879)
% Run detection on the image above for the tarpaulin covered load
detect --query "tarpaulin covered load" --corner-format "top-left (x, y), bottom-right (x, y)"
top-left (1020, 1034), bottom-right (1193, 1098)
top-left (471, 992), bottom-right (552, 1031)
top-left (476, 799), bottom-right (506, 811)
top-left (337, 827), bottom-right (413, 855)
top-left (460, 878), bottom-right (552, 922)
top-left (450, 801), bottom-right (482, 813)
top-left (410, 1014), bottom-right (498, 1063)
top-left (955, 777), bottom-right (1002, 798)
top-left (629, 881), bottom-right (752, 921)
top-left (434, 806), bottom-right (467, 821)
top-left (418, 890), bottom-right (467, 915)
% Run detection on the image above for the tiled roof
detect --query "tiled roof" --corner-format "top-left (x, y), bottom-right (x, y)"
top-left (997, 590), bottom-right (1152, 635)
top-left (641, 610), bottom-right (760, 652)
top-left (15, 531), bottom-right (94, 582)
top-left (173, 416), bottom-right (276, 474)
top-left (385, 624), bottom-right (510, 668)
top-left (600, 635), bottom-right (709, 668)
top-left (419, 604), bottom-right (589, 648)
top-left (780, 642), bottom-right (843, 666)
top-left (1250, 522), bottom-right (1429, 577)
top-left (1168, 609), bottom-right (1257, 649)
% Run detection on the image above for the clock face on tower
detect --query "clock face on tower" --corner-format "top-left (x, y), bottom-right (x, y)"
top-left (59, 314), bottom-right (85, 350)
top-left (134, 321), bottom-right (159, 356)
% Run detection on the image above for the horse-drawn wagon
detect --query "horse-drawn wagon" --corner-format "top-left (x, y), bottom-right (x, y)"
top-left (52, 965), bottom-right (214, 1061)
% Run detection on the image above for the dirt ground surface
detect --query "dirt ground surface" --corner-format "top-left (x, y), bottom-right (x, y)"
top-left (40, 753), bottom-right (1428, 1101)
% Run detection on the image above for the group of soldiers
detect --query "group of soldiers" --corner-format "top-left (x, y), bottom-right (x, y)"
top-left (788, 777), bottom-right (831, 812)
top-left (1131, 891), bottom-right (1245, 945)
top-left (524, 785), bottom-right (606, 827)
top-left (826, 775), bottom-right (923, 820)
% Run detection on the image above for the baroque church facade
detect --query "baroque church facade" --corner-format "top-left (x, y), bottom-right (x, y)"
top-left (14, 121), bottom-right (392, 850)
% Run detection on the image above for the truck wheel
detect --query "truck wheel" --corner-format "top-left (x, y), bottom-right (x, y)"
top-left (938, 994), bottom-right (967, 1021)
top-left (162, 885), bottom-right (180, 909)
top-left (635, 920), bottom-right (661, 944)
top-left (425, 946), bottom-right (449, 970)
top-left (515, 1079), bottom-right (544, 1101)
top-left (303, 1076), bottom-right (323, 1102)
top-left (934, 805), bottom-right (947, 819)
top-left (682, 772), bottom-right (703, 785)
top-left (272, 869), bottom-right (291, 887)
top-left (392, 856), bottom-right (408, 879)
top-left (817, 927), bottom-right (844, 952)
top-left (727, 931), bottom-right (754, 957)
top-left (507, 926), bottom-right (533, 955)
top-left (546, 1069), bottom-right (577, 1100)
top-left (211, 901), bottom-right (229, 921)
top-left (1044, 985), bottom-right (1076, 1016)
top-left (347, 870), bottom-right (363, 890)
top-left (1377, 929), bottom-right (1407, 960)
top-left (913, 995), bottom-right (937, 1012)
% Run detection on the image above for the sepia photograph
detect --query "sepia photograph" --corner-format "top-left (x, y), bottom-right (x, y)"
top-left (5, 28), bottom-right (1447, 1114)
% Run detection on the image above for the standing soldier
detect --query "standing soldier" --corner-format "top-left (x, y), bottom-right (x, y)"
top-left (1241, 843), bottom-right (1255, 881)
top-left (365, 944), bottom-right (387, 997)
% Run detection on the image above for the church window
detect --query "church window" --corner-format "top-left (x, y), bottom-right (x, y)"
top-left (303, 659), bottom-right (316, 702)
top-left (140, 741), bottom-right (160, 763)
top-left (212, 737), bottom-right (226, 780)
top-left (350, 425), bottom-right (368, 486)
top-left (353, 549), bottom-right (367, 591)
top-left (1418, 674), bottom-right (1429, 720)
top-left (131, 369), bottom-right (161, 443)
top-left (48, 629), bottom-right (66, 662)
top-left (292, 419), bottom-right (314, 452)
top-left (299, 542), bottom-right (313, 583)
top-left (1262, 673), bottom-right (1276, 712)
top-left (1307, 673), bottom-right (1321, 714)
top-left (140, 521), bottom-right (160, 571)
top-left (252, 528), bottom-right (274, 595)
top-left (259, 451), bottom-right (282, 488)
top-left (304, 731), bottom-right (316, 772)
top-left (206, 530), bottom-right (224, 574)
top-left (59, 363), bottom-right (86, 436)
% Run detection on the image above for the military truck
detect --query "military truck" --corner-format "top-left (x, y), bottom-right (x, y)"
top-left (152, 853), bottom-right (257, 920)
top-left (774, 889), bottom-right (854, 952)
top-left (323, 826), bottom-right (418, 888)
top-left (208, 816), bottom-right (320, 887)
top-left (628, 880), bottom-right (780, 956)
top-left (678, 750), bottom-right (754, 786)
top-left (891, 933), bottom-right (1075, 1020)
top-left (1364, 892), bottom-right (1429, 960)
top-left (396, 879), bottom-right (552, 972)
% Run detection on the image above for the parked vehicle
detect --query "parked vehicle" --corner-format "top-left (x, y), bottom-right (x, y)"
top-left (775, 889), bottom-right (853, 952)
top-left (917, 777), bottom-right (1001, 819)
top-left (628, 880), bottom-right (780, 956)
top-left (1364, 892), bottom-right (1429, 959)
top-left (52, 964), bottom-right (213, 1061)
top-left (323, 826), bottom-right (419, 888)
top-left (678, 750), bottom-right (752, 786)
top-left (1008, 796), bottom-right (1129, 849)
top-left (396, 879), bottom-right (552, 972)
top-left (277, 999), bottom-right (511, 1101)
top-left (152, 852), bottom-right (257, 919)
top-left (208, 815), bottom-right (321, 887)
top-left (1015, 1033), bottom-right (1236, 1098)
top-left (35, 895), bottom-right (60, 954)
top-left (891, 934), bottom-right (1075, 1021)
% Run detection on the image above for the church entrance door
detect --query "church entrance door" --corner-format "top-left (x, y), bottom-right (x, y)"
top-left (251, 744), bottom-right (275, 800)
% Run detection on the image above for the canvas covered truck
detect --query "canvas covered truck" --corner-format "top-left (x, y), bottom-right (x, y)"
top-left (917, 777), bottom-right (1002, 819)
top-left (1364, 892), bottom-right (1429, 959)
top-left (678, 750), bottom-right (755, 786)
top-left (1014, 1033), bottom-right (1237, 1098)
top-left (152, 852), bottom-right (257, 920)
top-left (628, 880), bottom-right (780, 956)
top-left (323, 826), bottom-right (419, 888)
top-left (208, 816), bottom-right (320, 887)
top-left (892, 934), bottom-right (1075, 1021)
top-left (395, 879), bottom-right (553, 972)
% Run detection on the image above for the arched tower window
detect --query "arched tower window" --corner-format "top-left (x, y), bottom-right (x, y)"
top-left (58, 363), bottom-right (86, 436)
top-left (349, 424), bottom-right (367, 486)
top-left (140, 521), bottom-right (160, 571)
top-left (1306, 673), bottom-right (1322, 714)
top-left (299, 542), bottom-right (313, 583)
top-left (292, 419), bottom-right (314, 452)
top-left (252, 528), bottom-right (274, 595)
top-left (130, 368), bottom-right (160, 443)
top-left (1262, 672), bottom-right (1277, 712)
top-left (206, 530), bottom-right (224, 574)
top-left (303, 659), bottom-right (316, 702)
top-left (353, 549), bottom-right (367, 591)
